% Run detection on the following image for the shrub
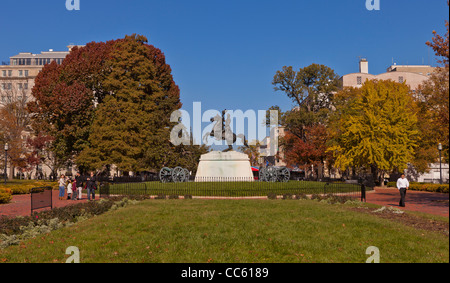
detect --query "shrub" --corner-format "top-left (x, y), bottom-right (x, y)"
top-left (282, 194), bottom-right (293, 200)
top-left (294, 193), bottom-right (308, 200)
top-left (0, 196), bottom-right (144, 249)
top-left (184, 195), bottom-right (193, 199)
top-left (168, 195), bottom-right (179, 200)
top-left (0, 181), bottom-right (57, 195)
top-left (0, 188), bottom-right (12, 204)
top-left (409, 183), bottom-right (449, 193)
top-left (267, 193), bottom-right (277, 200)
top-left (155, 194), bottom-right (166, 200)
top-left (387, 182), bottom-right (449, 193)
top-left (310, 194), bottom-right (322, 201)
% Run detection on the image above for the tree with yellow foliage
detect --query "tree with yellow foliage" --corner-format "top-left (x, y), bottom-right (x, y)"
top-left (328, 80), bottom-right (419, 182)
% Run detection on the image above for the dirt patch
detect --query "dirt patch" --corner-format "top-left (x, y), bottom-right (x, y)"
top-left (349, 206), bottom-right (449, 236)
top-left (431, 199), bottom-right (449, 205)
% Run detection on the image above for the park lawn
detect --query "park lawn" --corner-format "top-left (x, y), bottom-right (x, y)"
top-left (107, 181), bottom-right (364, 197)
top-left (0, 199), bottom-right (448, 263)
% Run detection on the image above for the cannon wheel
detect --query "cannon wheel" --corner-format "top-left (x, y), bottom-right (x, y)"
top-left (259, 168), bottom-right (268, 182)
top-left (159, 167), bottom-right (172, 183)
top-left (172, 167), bottom-right (187, 183)
top-left (277, 167), bottom-right (290, 183)
top-left (183, 168), bottom-right (190, 182)
top-left (267, 167), bottom-right (278, 182)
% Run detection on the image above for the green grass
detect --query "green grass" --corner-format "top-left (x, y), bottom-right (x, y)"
top-left (1, 199), bottom-right (448, 263)
top-left (106, 181), bottom-right (364, 197)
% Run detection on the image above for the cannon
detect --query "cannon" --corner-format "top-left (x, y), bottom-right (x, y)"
top-left (259, 166), bottom-right (290, 183)
top-left (159, 167), bottom-right (190, 183)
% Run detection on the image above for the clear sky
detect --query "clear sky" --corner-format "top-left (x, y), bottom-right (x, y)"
top-left (0, 0), bottom-right (448, 114)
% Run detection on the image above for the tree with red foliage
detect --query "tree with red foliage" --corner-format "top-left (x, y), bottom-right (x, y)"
top-left (28, 35), bottom-right (184, 174)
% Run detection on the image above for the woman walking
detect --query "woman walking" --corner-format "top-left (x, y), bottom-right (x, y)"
top-left (67, 179), bottom-right (73, 200)
top-left (58, 175), bottom-right (66, 200)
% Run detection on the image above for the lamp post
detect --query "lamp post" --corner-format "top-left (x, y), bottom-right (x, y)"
top-left (4, 143), bottom-right (8, 185)
top-left (438, 143), bottom-right (443, 184)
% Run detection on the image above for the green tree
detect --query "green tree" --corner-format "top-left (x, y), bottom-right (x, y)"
top-left (271, 64), bottom-right (341, 178)
top-left (239, 140), bottom-right (261, 167)
top-left (76, 35), bottom-right (182, 172)
top-left (328, 80), bottom-right (419, 181)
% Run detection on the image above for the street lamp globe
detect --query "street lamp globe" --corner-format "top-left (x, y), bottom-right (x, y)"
top-left (4, 143), bottom-right (8, 151)
top-left (438, 143), bottom-right (443, 151)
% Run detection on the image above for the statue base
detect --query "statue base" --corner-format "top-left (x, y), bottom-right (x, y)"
top-left (195, 151), bottom-right (254, 182)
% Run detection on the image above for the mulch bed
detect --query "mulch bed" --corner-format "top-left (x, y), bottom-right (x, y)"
top-left (349, 206), bottom-right (449, 236)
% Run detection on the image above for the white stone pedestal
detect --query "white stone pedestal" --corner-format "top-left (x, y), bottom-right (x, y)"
top-left (195, 151), bottom-right (254, 182)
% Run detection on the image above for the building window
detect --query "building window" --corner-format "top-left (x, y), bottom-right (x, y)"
top-left (8, 70), bottom-right (12, 77)
top-left (399, 76), bottom-right (404, 83)
top-left (1, 83), bottom-right (12, 90)
top-left (18, 70), bottom-right (23, 77)
top-left (357, 76), bottom-right (362, 85)
top-left (1, 70), bottom-right (5, 77)
top-left (18, 83), bottom-right (23, 90)
top-left (24, 83), bottom-right (28, 89)
top-left (24, 70), bottom-right (29, 77)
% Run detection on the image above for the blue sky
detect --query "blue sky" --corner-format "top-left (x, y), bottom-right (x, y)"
top-left (0, 0), bottom-right (448, 114)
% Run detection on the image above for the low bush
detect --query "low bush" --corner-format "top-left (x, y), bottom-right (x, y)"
top-left (293, 193), bottom-right (308, 200)
top-left (386, 182), bottom-right (448, 193)
top-left (155, 194), bottom-right (166, 200)
top-left (409, 183), bottom-right (449, 193)
top-left (0, 181), bottom-right (57, 195)
top-left (0, 196), bottom-right (147, 249)
top-left (282, 194), bottom-right (293, 200)
top-left (267, 193), bottom-right (277, 200)
top-left (0, 188), bottom-right (12, 204)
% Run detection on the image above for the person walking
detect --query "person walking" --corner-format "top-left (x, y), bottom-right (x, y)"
top-left (85, 172), bottom-right (97, 201)
top-left (58, 175), bottom-right (66, 201)
top-left (67, 179), bottom-right (73, 200)
top-left (72, 177), bottom-right (78, 200)
top-left (397, 174), bottom-right (410, 207)
top-left (75, 172), bottom-right (83, 200)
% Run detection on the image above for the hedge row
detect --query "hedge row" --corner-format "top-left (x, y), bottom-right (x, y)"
top-left (0, 196), bottom-right (147, 249)
top-left (0, 181), bottom-right (57, 196)
top-left (386, 182), bottom-right (449, 193)
top-left (0, 188), bottom-right (12, 204)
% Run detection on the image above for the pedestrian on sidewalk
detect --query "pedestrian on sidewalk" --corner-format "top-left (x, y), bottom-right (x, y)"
top-left (67, 179), bottom-right (73, 200)
top-left (397, 174), bottom-right (410, 207)
top-left (75, 172), bottom-right (83, 200)
top-left (85, 172), bottom-right (97, 201)
top-left (58, 175), bottom-right (66, 201)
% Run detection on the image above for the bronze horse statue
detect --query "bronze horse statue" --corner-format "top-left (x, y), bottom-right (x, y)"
top-left (203, 110), bottom-right (249, 152)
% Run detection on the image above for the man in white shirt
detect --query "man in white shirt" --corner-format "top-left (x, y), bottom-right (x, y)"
top-left (396, 174), bottom-right (409, 207)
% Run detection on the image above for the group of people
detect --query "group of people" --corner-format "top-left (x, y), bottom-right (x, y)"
top-left (58, 172), bottom-right (98, 201)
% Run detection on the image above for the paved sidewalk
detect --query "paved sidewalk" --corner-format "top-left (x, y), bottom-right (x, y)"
top-left (2, 188), bottom-right (448, 218)
top-left (366, 187), bottom-right (449, 217)
top-left (0, 190), bottom-right (96, 218)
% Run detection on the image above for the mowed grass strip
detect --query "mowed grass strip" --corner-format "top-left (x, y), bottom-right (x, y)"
top-left (0, 200), bottom-right (448, 263)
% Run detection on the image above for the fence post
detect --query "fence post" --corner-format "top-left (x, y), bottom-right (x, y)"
top-left (361, 184), bottom-right (366, 202)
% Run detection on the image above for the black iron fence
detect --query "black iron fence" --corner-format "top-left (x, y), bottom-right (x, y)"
top-left (31, 186), bottom-right (53, 215)
top-left (99, 178), bottom-right (370, 201)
